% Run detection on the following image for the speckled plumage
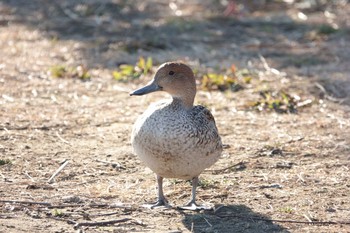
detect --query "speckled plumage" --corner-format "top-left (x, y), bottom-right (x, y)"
top-left (130, 62), bottom-right (222, 209)
top-left (131, 98), bottom-right (222, 180)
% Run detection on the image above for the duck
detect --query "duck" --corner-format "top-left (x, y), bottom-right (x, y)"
top-left (130, 61), bottom-right (222, 210)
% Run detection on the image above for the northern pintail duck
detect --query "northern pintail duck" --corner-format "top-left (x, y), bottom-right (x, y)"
top-left (130, 62), bottom-right (222, 210)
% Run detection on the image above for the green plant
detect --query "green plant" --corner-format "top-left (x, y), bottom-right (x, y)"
top-left (318, 24), bottom-right (338, 35)
top-left (52, 209), bottom-right (64, 217)
top-left (113, 57), bottom-right (153, 82)
top-left (0, 159), bottom-right (11, 166)
top-left (137, 56), bottom-right (153, 75)
top-left (49, 65), bottom-right (90, 80)
top-left (249, 90), bottom-right (299, 113)
top-left (50, 65), bottom-right (66, 78)
top-left (198, 179), bottom-right (217, 189)
top-left (235, 68), bottom-right (253, 84)
top-left (201, 73), bottom-right (236, 91)
top-left (280, 206), bottom-right (294, 214)
top-left (200, 64), bottom-right (251, 92)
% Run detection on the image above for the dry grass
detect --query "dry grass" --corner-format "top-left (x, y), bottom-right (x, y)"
top-left (1, 0), bottom-right (350, 232)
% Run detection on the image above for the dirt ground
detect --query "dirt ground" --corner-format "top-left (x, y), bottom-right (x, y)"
top-left (1, 0), bottom-right (350, 232)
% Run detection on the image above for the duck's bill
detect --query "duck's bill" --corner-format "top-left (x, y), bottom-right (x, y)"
top-left (130, 82), bottom-right (162, 96)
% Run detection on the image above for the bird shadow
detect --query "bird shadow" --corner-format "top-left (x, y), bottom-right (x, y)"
top-left (181, 204), bottom-right (290, 233)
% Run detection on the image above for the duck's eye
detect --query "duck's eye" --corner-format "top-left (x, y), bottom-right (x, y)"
top-left (168, 71), bottom-right (175, 75)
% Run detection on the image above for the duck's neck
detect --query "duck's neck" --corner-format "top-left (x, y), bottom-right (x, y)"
top-left (170, 84), bottom-right (196, 109)
top-left (172, 94), bottom-right (194, 109)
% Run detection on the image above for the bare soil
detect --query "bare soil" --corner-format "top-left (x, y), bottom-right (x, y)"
top-left (1, 1), bottom-right (350, 232)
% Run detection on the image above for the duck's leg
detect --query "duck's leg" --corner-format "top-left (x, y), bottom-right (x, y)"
top-left (154, 175), bottom-right (168, 206)
top-left (143, 175), bottom-right (169, 208)
top-left (180, 176), bottom-right (199, 209)
top-left (179, 176), bottom-right (212, 210)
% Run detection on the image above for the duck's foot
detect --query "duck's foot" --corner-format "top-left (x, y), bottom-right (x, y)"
top-left (142, 199), bottom-right (171, 209)
top-left (178, 201), bottom-right (213, 211)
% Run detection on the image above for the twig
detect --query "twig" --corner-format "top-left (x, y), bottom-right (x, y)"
top-left (48, 160), bottom-right (69, 183)
top-left (303, 214), bottom-right (313, 222)
top-left (259, 54), bottom-right (271, 71)
top-left (0, 214), bottom-right (14, 219)
top-left (54, 151), bottom-right (68, 156)
top-left (314, 82), bottom-right (345, 102)
top-left (1, 124), bottom-right (72, 131)
top-left (0, 172), bottom-right (7, 181)
top-left (1, 125), bottom-right (28, 131)
top-left (89, 211), bottom-right (123, 217)
top-left (48, 215), bottom-right (78, 225)
top-left (56, 132), bottom-right (71, 145)
top-left (296, 173), bottom-right (305, 183)
top-left (24, 171), bottom-right (35, 182)
top-left (74, 218), bottom-right (131, 229)
top-left (75, 178), bottom-right (101, 186)
top-left (202, 217), bottom-right (212, 227)
top-left (207, 161), bottom-right (247, 174)
top-left (259, 184), bottom-right (283, 189)
top-left (96, 159), bottom-right (125, 169)
top-left (47, 203), bottom-right (133, 209)
top-left (215, 214), bottom-right (350, 225)
top-left (0, 200), bottom-right (134, 210)
top-left (0, 200), bottom-right (51, 206)
top-left (258, 54), bottom-right (283, 76)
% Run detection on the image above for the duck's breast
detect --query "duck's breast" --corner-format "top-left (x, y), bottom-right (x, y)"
top-left (131, 102), bottom-right (222, 179)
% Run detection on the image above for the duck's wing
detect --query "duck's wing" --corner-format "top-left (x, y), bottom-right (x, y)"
top-left (192, 105), bottom-right (217, 126)
top-left (190, 105), bottom-right (222, 147)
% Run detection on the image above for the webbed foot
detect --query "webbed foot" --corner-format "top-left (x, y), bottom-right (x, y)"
top-left (142, 198), bottom-right (171, 209)
top-left (178, 201), bottom-right (212, 211)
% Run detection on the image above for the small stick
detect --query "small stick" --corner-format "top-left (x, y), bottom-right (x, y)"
top-left (296, 173), bottom-right (305, 183)
top-left (96, 159), bottom-right (125, 169)
top-left (47, 203), bottom-right (133, 209)
top-left (48, 215), bottom-right (77, 225)
top-left (202, 217), bottom-right (212, 227)
top-left (259, 54), bottom-right (271, 71)
top-left (208, 161), bottom-right (247, 174)
top-left (75, 178), bottom-right (101, 186)
top-left (0, 200), bottom-right (51, 206)
top-left (315, 82), bottom-right (341, 102)
top-left (24, 171), bottom-right (35, 182)
top-left (48, 160), bottom-right (69, 183)
top-left (215, 214), bottom-right (350, 225)
top-left (0, 214), bottom-right (13, 219)
top-left (54, 151), bottom-right (68, 156)
top-left (0, 172), bottom-right (7, 181)
top-left (303, 214), bottom-right (313, 222)
top-left (89, 211), bottom-right (122, 217)
top-left (0, 200), bottom-right (134, 210)
top-left (74, 218), bottom-right (131, 229)
top-left (56, 132), bottom-right (71, 145)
